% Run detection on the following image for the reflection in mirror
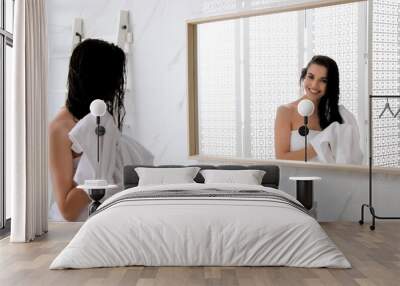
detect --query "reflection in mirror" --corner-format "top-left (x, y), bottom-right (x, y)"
top-left (195, 1), bottom-right (368, 165)
top-left (274, 55), bottom-right (363, 164)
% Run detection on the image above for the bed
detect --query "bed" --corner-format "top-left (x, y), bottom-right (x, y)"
top-left (50, 165), bottom-right (350, 269)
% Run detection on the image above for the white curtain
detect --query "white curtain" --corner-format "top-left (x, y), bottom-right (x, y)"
top-left (9, 0), bottom-right (48, 242)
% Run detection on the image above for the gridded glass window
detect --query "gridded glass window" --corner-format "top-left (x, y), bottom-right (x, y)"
top-left (5, 0), bottom-right (14, 33)
top-left (310, 1), bottom-right (367, 157)
top-left (311, 2), bottom-right (360, 120)
top-left (0, 37), bottom-right (3, 229)
top-left (1, 0), bottom-right (14, 230)
top-left (197, 20), bottom-right (238, 157)
top-left (371, 0), bottom-right (400, 167)
top-left (248, 12), bottom-right (300, 160)
top-left (5, 44), bottom-right (11, 219)
top-left (248, 0), bottom-right (283, 8)
top-left (201, 0), bottom-right (239, 14)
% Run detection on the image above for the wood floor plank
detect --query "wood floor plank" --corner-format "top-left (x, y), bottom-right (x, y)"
top-left (0, 222), bottom-right (400, 286)
top-left (204, 267), bottom-right (221, 279)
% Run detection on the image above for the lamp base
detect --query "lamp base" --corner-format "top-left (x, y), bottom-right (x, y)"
top-left (88, 188), bottom-right (105, 215)
top-left (95, 125), bottom-right (106, 136)
top-left (298, 125), bottom-right (309, 136)
top-left (88, 188), bottom-right (105, 201)
top-left (89, 200), bottom-right (102, 215)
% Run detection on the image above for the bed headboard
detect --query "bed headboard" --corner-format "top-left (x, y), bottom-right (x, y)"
top-left (123, 165), bottom-right (280, 189)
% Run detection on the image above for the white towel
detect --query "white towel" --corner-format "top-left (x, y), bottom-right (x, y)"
top-left (69, 112), bottom-right (154, 188)
top-left (310, 106), bottom-right (363, 164)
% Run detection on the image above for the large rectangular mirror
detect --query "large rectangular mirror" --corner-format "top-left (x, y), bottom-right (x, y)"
top-left (189, 0), bottom-right (370, 166)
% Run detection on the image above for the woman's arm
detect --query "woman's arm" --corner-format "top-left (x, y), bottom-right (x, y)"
top-left (274, 105), bottom-right (317, 161)
top-left (49, 122), bottom-right (90, 221)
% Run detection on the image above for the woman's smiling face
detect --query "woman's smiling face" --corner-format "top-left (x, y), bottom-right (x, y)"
top-left (303, 63), bottom-right (328, 101)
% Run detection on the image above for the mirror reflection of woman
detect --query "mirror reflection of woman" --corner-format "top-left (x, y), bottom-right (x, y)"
top-left (274, 55), bottom-right (360, 162)
top-left (49, 39), bottom-right (126, 221)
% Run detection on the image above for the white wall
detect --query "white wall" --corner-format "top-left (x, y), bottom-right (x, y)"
top-left (47, 0), bottom-right (400, 222)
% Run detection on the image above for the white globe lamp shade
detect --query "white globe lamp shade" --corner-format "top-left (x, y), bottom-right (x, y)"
top-left (90, 99), bottom-right (107, 117)
top-left (297, 99), bottom-right (315, 117)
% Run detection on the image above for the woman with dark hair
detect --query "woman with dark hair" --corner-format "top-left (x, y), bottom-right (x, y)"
top-left (49, 39), bottom-right (127, 221)
top-left (274, 55), bottom-right (360, 162)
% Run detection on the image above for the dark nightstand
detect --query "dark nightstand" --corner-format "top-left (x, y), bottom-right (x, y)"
top-left (289, 176), bottom-right (321, 210)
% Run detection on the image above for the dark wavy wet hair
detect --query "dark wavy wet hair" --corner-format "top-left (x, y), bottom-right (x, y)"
top-left (300, 55), bottom-right (343, 130)
top-left (66, 38), bottom-right (126, 130)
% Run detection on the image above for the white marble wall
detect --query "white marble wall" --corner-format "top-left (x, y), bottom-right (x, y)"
top-left (47, 0), bottom-right (400, 222)
top-left (47, 0), bottom-right (202, 163)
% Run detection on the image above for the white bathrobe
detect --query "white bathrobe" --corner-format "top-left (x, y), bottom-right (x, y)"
top-left (310, 106), bottom-right (363, 164)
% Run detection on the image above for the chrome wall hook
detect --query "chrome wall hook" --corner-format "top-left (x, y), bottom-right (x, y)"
top-left (72, 18), bottom-right (84, 48)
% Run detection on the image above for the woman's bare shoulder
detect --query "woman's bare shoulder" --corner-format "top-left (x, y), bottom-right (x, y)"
top-left (49, 108), bottom-right (75, 140)
top-left (277, 101), bottom-right (298, 115)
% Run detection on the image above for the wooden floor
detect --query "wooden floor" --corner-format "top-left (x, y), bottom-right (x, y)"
top-left (0, 222), bottom-right (399, 286)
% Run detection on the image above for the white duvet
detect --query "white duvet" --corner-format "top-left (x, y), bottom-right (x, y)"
top-left (50, 183), bottom-right (350, 269)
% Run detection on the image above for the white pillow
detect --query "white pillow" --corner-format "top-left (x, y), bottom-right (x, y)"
top-left (135, 167), bottom-right (201, 186)
top-left (200, 169), bottom-right (266, 185)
